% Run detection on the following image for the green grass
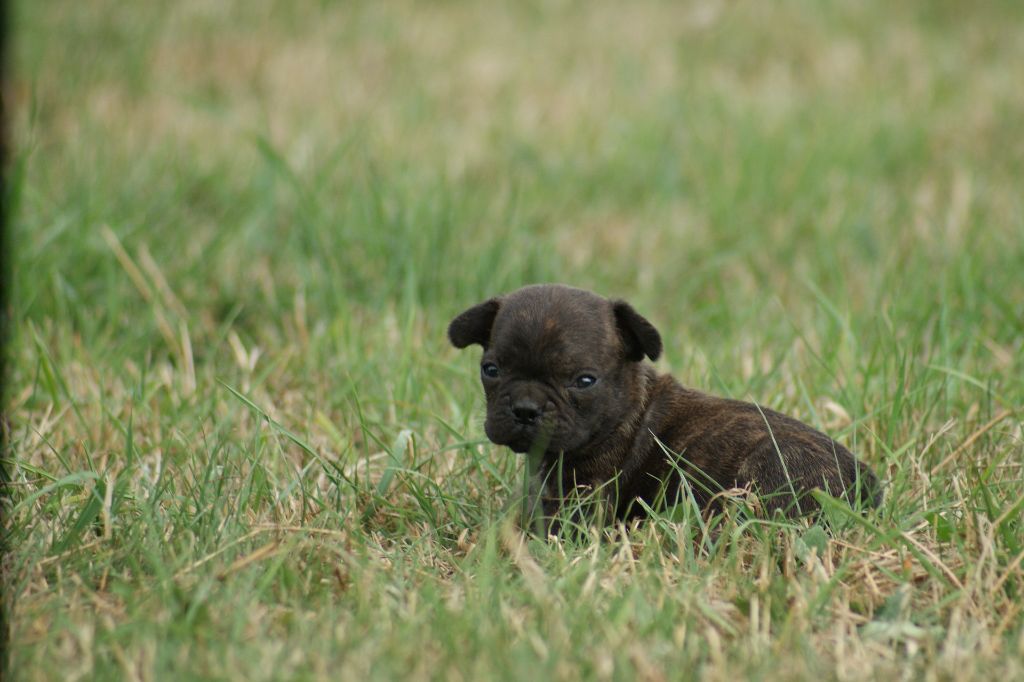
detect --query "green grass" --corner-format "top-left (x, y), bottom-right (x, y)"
top-left (5, 0), bottom-right (1024, 679)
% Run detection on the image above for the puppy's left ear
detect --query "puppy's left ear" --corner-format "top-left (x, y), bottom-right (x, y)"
top-left (612, 300), bottom-right (662, 361)
top-left (448, 298), bottom-right (500, 349)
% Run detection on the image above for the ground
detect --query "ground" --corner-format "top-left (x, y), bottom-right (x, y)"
top-left (4, 1), bottom-right (1024, 679)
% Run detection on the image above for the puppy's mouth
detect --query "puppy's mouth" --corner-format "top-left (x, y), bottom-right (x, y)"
top-left (485, 403), bottom-right (578, 455)
top-left (486, 417), bottom-right (554, 454)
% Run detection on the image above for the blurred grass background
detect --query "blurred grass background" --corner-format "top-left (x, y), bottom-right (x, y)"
top-left (5, 1), bottom-right (1024, 679)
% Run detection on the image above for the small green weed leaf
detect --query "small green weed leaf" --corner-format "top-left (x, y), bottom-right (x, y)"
top-left (802, 525), bottom-right (830, 556)
top-left (377, 429), bottom-right (413, 497)
top-left (924, 511), bottom-right (956, 543)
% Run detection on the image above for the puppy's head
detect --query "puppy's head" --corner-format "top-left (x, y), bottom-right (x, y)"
top-left (448, 284), bottom-right (661, 456)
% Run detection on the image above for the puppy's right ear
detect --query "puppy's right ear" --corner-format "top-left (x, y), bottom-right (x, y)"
top-left (448, 298), bottom-right (500, 349)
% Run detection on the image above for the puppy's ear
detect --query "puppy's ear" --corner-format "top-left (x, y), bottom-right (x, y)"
top-left (612, 300), bottom-right (662, 361)
top-left (448, 298), bottom-right (500, 349)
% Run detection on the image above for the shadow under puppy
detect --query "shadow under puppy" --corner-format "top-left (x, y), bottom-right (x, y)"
top-left (449, 284), bottom-right (881, 529)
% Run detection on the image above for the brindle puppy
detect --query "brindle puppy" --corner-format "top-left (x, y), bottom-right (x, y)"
top-left (449, 284), bottom-right (881, 527)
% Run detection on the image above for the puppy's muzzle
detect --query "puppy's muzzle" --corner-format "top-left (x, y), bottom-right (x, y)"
top-left (511, 398), bottom-right (542, 426)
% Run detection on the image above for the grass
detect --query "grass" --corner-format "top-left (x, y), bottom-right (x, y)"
top-left (4, 0), bottom-right (1024, 679)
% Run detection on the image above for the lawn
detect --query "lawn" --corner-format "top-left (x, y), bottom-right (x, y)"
top-left (4, 1), bottom-right (1024, 679)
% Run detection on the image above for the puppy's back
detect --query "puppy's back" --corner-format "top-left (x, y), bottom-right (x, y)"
top-left (640, 378), bottom-right (881, 515)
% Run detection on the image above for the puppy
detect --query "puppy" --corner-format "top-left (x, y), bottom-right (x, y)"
top-left (449, 284), bottom-right (881, 526)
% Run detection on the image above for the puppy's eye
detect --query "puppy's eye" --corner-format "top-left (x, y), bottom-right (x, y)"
top-left (573, 374), bottom-right (597, 389)
top-left (481, 362), bottom-right (500, 379)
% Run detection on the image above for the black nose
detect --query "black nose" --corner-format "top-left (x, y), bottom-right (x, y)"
top-left (511, 399), bottom-right (542, 425)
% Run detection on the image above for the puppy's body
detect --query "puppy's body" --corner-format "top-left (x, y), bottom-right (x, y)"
top-left (449, 284), bottom-right (880, 523)
top-left (536, 364), bottom-right (877, 518)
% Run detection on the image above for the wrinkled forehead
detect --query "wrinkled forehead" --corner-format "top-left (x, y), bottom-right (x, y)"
top-left (488, 289), bottom-right (619, 371)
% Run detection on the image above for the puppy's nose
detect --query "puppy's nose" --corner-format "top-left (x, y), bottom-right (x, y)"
top-left (511, 399), bottom-right (542, 425)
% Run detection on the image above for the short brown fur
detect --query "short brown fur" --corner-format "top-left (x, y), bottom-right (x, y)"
top-left (449, 284), bottom-right (881, 526)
